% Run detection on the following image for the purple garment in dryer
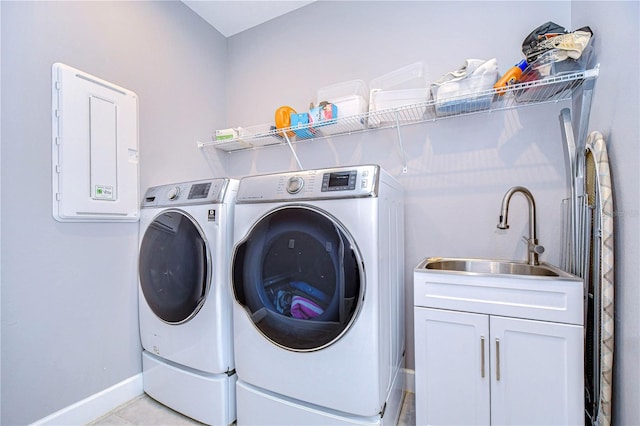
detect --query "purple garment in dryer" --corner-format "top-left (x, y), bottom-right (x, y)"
top-left (290, 295), bottom-right (324, 320)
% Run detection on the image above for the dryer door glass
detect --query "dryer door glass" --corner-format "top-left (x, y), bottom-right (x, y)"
top-left (232, 206), bottom-right (363, 351)
top-left (139, 210), bottom-right (209, 324)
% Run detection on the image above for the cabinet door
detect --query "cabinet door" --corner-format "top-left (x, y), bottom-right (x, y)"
top-left (414, 307), bottom-right (491, 425)
top-left (490, 316), bottom-right (584, 425)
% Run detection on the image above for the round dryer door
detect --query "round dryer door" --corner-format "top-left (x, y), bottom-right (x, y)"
top-left (139, 210), bottom-right (210, 324)
top-left (232, 206), bottom-right (364, 351)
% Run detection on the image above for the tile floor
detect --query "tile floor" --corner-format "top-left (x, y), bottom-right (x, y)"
top-left (87, 391), bottom-right (416, 425)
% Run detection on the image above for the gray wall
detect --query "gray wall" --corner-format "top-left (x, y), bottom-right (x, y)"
top-left (221, 1), bottom-right (639, 423)
top-left (0, 0), bottom-right (3, 422)
top-left (0, 1), bottom-right (226, 424)
top-left (223, 0), bottom-right (572, 376)
top-left (1, 1), bottom-right (638, 425)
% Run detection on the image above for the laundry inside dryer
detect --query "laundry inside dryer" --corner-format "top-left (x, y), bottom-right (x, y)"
top-left (233, 206), bottom-right (362, 351)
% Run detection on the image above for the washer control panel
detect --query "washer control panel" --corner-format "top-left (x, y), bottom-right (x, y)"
top-left (141, 178), bottom-right (229, 208)
top-left (237, 165), bottom-right (380, 203)
top-left (321, 170), bottom-right (357, 192)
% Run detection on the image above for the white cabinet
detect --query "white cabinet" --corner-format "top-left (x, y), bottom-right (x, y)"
top-left (489, 315), bottom-right (583, 425)
top-left (413, 260), bottom-right (584, 425)
top-left (415, 308), bottom-right (583, 425)
top-left (415, 308), bottom-right (490, 425)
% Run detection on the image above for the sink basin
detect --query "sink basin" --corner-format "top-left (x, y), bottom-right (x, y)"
top-left (414, 257), bottom-right (583, 325)
top-left (423, 257), bottom-right (570, 277)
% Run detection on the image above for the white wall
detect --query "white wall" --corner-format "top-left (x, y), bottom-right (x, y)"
top-left (0, 2), bottom-right (227, 424)
top-left (572, 2), bottom-right (640, 423)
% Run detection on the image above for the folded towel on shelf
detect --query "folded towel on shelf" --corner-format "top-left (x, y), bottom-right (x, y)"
top-left (431, 58), bottom-right (499, 116)
top-left (431, 58), bottom-right (499, 100)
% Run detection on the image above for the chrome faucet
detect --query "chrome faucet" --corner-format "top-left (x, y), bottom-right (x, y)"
top-left (497, 186), bottom-right (545, 266)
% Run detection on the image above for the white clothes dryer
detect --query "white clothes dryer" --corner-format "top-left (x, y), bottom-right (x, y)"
top-left (138, 178), bottom-right (238, 425)
top-left (231, 165), bottom-right (405, 425)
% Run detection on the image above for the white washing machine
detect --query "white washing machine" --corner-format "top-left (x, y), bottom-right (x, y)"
top-left (138, 178), bottom-right (238, 425)
top-left (231, 165), bottom-right (405, 425)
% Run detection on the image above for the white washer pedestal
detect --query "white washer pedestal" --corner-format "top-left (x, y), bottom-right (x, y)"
top-left (236, 362), bottom-right (404, 426)
top-left (143, 352), bottom-right (236, 425)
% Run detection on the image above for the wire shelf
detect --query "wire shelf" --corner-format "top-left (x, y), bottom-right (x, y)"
top-left (199, 67), bottom-right (599, 152)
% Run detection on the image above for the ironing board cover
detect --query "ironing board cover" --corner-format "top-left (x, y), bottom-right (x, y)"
top-left (585, 131), bottom-right (614, 426)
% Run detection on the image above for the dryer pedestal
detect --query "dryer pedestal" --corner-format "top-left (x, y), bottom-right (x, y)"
top-left (143, 351), bottom-right (237, 425)
top-left (236, 359), bottom-right (405, 426)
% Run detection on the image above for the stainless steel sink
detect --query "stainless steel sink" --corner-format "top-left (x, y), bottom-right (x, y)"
top-left (414, 256), bottom-right (583, 324)
top-left (422, 257), bottom-right (573, 278)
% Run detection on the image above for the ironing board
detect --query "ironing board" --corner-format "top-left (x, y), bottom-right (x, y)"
top-left (583, 131), bottom-right (614, 426)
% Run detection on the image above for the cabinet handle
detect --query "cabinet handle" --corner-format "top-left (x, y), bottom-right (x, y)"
top-left (480, 336), bottom-right (486, 378)
top-left (495, 338), bottom-right (501, 381)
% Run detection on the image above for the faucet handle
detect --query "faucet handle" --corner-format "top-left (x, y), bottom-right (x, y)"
top-left (532, 243), bottom-right (545, 255)
top-left (522, 236), bottom-right (545, 254)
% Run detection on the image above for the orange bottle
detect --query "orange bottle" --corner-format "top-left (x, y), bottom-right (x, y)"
top-left (494, 59), bottom-right (528, 95)
top-left (275, 106), bottom-right (296, 137)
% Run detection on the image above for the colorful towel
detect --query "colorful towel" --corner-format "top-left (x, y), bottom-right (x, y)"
top-left (290, 295), bottom-right (324, 320)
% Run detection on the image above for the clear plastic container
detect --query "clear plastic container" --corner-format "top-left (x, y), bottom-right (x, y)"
top-left (370, 88), bottom-right (430, 111)
top-left (370, 61), bottom-right (429, 91)
top-left (317, 79), bottom-right (368, 119)
top-left (368, 62), bottom-right (430, 125)
top-left (368, 87), bottom-right (431, 126)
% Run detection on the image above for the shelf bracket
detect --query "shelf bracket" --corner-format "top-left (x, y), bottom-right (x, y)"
top-left (283, 132), bottom-right (304, 171)
top-left (394, 112), bottom-right (408, 173)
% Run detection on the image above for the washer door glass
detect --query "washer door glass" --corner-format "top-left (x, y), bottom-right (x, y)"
top-left (139, 210), bottom-right (209, 324)
top-left (232, 206), bottom-right (363, 351)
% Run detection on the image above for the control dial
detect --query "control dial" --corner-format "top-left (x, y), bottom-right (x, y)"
top-left (286, 176), bottom-right (304, 194)
top-left (167, 186), bottom-right (181, 200)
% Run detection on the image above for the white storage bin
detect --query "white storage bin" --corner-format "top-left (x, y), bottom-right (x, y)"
top-left (370, 88), bottom-right (430, 110)
top-left (324, 95), bottom-right (369, 118)
top-left (369, 87), bottom-right (430, 126)
top-left (316, 79), bottom-right (368, 135)
top-left (368, 61), bottom-right (430, 126)
top-left (212, 127), bottom-right (252, 151)
top-left (317, 79), bottom-right (368, 118)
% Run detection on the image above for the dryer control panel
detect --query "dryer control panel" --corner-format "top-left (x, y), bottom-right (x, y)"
top-left (236, 165), bottom-right (379, 203)
top-left (141, 178), bottom-right (230, 208)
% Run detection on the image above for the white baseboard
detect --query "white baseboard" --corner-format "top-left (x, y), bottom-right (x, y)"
top-left (31, 374), bottom-right (143, 426)
top-left (29, 368), bottom-right (412, 425)
top-left (403, 368), bottom-right (415, 394)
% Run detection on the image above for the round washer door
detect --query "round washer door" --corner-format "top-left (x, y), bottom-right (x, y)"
top-left (232, 206), bottom-right (364, 351)
top-left (139, 210), bottom-right (210, 324)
